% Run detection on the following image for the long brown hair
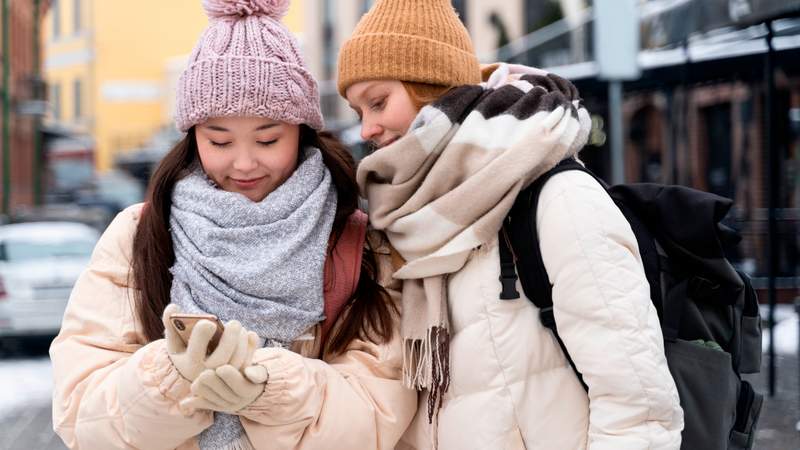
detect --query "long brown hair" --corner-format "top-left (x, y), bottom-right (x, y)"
top-left (130, 125), bottom-right (395, 356)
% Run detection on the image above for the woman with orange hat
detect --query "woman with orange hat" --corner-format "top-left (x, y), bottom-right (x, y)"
top-left (338, 1), bottom-right (684, 448)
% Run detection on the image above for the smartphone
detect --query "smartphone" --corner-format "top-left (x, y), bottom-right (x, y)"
top-left (169, 313), bottom-right (225, 354)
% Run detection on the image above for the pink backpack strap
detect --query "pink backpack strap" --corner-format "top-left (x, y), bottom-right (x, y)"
top-left (321, 210), bottom-right (368, 342)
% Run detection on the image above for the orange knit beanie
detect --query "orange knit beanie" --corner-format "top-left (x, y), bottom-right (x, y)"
top-left (337, 0), bottom-right (481, 97)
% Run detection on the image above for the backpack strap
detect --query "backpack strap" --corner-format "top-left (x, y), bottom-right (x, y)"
top-left (499, 158), bottom-right (594, 391)
top-left (499, 158), bottom-right (591, 305)
top-left (321, 210), bottom-right (368, 342)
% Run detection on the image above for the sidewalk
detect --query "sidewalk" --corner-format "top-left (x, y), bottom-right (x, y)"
top-left (0, 399), bottom-right (65, 450)
top-left (745, 352), bottom-right (800, 450)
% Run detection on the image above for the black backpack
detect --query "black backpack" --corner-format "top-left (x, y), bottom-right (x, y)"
top-left (499, 158), bottom-right (763, 450)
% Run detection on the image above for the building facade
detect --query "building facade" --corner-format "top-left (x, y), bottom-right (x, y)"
top-left (525, 1), bottom-right (800, 300)
top-left (43, 0), bottom-right (209, 173)
top-left (0, 0), bottom-right (50, 215)
top-left (607, 71), bottom-right (800, 299)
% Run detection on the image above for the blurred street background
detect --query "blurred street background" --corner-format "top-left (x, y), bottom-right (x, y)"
top-left (1, 0), bottom-right (800, 448)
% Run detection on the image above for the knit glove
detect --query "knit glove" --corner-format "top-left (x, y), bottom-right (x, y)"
top-left (180, 364), bottom-right (269, 413)
top-left (162, 304), bottom-right (259, 381)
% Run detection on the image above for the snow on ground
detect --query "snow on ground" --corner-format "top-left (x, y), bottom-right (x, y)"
top-left (0, 357), bottom-right (54, 420)
top-left (762, 305), bottom-right (799, 356)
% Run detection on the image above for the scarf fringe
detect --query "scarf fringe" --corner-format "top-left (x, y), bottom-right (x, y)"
top-left (401, 326), bottom-right (451, 423)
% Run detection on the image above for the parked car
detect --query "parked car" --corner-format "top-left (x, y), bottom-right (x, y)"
top-left (0, 222), bottom-right (99, 339)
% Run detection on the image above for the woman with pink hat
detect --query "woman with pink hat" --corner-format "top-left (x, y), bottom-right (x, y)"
top-left (49, 1), bottom-right (417, 449)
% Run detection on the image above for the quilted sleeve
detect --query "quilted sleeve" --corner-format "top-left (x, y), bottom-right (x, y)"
top-left (536, 170), bottom-right (684, 450)
top-left (50, 204), bottom-right (212, 449)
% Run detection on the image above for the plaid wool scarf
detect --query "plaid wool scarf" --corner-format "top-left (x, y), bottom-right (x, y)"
top-left (356, 63), bottom-right (592, 422)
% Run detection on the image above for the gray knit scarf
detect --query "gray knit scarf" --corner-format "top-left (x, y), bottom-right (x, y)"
top-left (169, 147), bottom-right (337, 450)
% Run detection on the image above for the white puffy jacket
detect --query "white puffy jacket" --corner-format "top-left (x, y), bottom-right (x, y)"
top-left (398, 170), bottom-right (684, 450)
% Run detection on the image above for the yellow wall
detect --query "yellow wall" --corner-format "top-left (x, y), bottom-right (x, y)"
top-left (43, 0), bottom-right (93, 131)
top-left (91, 0), bottom-right (208, 171)
top-left (45, 0), bottom-right (304, 172)
top-left (283, 0), bottom-right (304, 33)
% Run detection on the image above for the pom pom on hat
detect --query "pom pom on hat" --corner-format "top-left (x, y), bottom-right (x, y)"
top-left (177, 0), bottom-right (323, 131)
top-left (202, 0), bottom-right (290, 20)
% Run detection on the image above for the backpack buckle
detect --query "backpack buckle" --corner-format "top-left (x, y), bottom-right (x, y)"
top-left (499, 271), bottom-right (520, 300)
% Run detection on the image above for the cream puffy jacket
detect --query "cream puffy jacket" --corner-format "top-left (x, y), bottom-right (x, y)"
top-left (398, 170), bottom-right (684, 450)
top-left (50, 204), bottom-right (417, 450)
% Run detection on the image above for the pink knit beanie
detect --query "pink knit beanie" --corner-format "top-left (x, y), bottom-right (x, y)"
top-left (175, 0), bottom-right (323, 132)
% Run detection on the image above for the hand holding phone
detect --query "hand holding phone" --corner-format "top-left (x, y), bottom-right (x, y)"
top-left (162, 305), bottom-right (260, 386)
top-left (169, 313), bottom-right (225, 355)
